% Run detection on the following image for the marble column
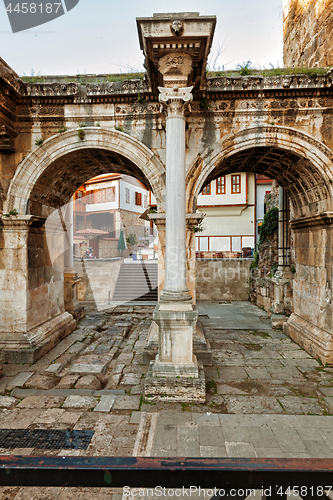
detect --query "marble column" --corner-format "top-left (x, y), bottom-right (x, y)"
top-left (159, 86), bottom-right (193, 303)
top-left (144, 87), bottom-right (205, 402)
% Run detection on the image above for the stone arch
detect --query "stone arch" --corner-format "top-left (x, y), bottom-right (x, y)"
top-left (5, 127), bottom-right (166, 215)
top-left (186, 125), bottom-right (333, 219)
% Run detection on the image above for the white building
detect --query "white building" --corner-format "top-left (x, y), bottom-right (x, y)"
top-left (196, 173), bottom-right (256, 257)
top-left (73, 173), bottom-right (157, 258)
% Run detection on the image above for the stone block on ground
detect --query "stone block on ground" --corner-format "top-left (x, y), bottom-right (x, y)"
top-left (271, 314), bottom-right (289, 329)
top-left (93, 395), bottom-right (116, 412)
top-left (75, 375), bottom-right (102, 390)
top-left (45, 363), bottom-right (64, 375)
top-left (0, 396), bottom-right (18, 408)
top-left (112, 395), bottom-right (141, 410)
top-left (6, 372), bottom-right (34, 390)
top-left (17, 396), bottom-right (64, 408)
top-left (24, 374), bottom-right (57, 390)
top-left (62, 395), bottom-right (98, 409)
top-left (55, 375), bottom-right (80, 389)
top-left (69, 355), bottom-right (111, 376)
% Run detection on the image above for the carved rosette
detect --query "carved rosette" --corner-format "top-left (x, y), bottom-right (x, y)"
top-left (158, 86), bottom-right (193, 117)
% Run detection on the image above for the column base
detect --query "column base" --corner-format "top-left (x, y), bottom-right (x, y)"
top-left (142, 318), bottom-right (212, 365)
top-left (0, 312), bottom-right (76, 364)
top-left (284, 313), bottom-right (333, 365)
top-left (159, 289), bottom-right (192, 303)
top-left (144, 362), bottom-right (206, 403)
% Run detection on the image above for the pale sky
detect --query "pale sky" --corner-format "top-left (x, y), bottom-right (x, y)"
top-left (0, 0), bottom-right (283, 76)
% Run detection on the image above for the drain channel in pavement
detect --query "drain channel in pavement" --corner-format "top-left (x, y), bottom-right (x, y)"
top-left (0, 429), bottom-right (94, 449)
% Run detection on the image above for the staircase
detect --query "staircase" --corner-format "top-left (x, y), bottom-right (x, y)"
top-left (113, 262), bottom-right (158, 302)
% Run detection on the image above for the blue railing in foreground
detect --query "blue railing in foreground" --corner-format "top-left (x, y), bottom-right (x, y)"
top-left (0, 457), bottom-right (332, 499)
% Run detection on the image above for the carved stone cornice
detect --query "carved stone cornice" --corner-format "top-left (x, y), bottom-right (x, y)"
top-left (0, 215), bottom-right (45, 229)
top-left (206, 73), bottom-right (333, 92)
top-left (24, 82), bottom-right (79, 97)
top-left (149, 212), bottom-right (205, 229)
top-left (290, 212), bottom-right (333, 229)
top-left (158, 86), bottom-right (193, 117)
top-left (0, 124), bottom-right (18, 152)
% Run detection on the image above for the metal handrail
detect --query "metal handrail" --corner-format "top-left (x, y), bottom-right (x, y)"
top-left (0, 456), bottom-right (332, 497)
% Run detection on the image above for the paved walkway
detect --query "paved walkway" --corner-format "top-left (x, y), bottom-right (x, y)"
top-left (0, 301), bottom-right (333, 498)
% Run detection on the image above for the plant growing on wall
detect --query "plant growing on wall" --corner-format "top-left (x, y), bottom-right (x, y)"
top-left (35, 138), bottom-right (44, 146)
top-left (78, 129), bottom-right (85, 140)
top-left (192, 221), bottom-right (204, 233)
top-left (258, 207), bottom-right (279, 245)
top-left (236, 60), bottom-right (253, 75)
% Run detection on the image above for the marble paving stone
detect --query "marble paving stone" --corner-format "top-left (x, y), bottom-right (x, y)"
top-left (45, 363), bottom-right (64, 375)
top-left (121, 374), bottom-right (142, 385)
top-left (217, 384), bottom-right (247, 395)
top-left (62, 395), bottom-right (98, 409)
top-left (245, 367), bottom-right (272, 380)
top-left (192, 413), bottom-right (220, 426)
top-left (198, 426), bottom-right (225, 447)
top-left (0, 396), bottom-right (18, 408)
top-left (6, 372), bottom-right (34, 390)
top-left (225, 441), bottom-right (257, 457)
top-left (112, 396), bottom-right (141, 410)
top-left (75, 375), bottom-right (102, 390)
top-left (319, 387), bottom-right (333, 397)
top-left (33, 408), bottom-right (65, 424)
top-left (177, 421), bottom-right (200, 457)
top-left (55, 375), bottom-right (80, 389)
top-left (17, 396), bottom-right (64, 408)
top-left (278, 396), bottom-right (324, 415)
top-left (226, 396), bottom-right (284, 414)
top-left (200, 445), bottom-right (227, 457)
top-left (93, 395), bottom-right (117, 413)
top-left (58, 411), bottom-right (82, 425)
top-left (24, 374), bottom-right (57, 390)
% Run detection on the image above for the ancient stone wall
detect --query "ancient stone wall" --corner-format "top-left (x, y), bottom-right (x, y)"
top-left (196, 259), bottom-right (251, 301)
top-left (283, 0), bottom-right (333, 67)
top-left (99, 238), bottom-right (119, 259)
top-left (74, 257), bottom-right (123, 304)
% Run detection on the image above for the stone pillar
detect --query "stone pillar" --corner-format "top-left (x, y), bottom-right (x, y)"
top-left (0, 215), bottom-right (76, 363)
top-left (186, 213), bottom-right (204, 305)
top-left (148, 214), bottom-right (166, 299)
top-left (144, 87), bottom-right (205, 402)
top-left (271, 187), bottom-right (293, 316)
top-left (63, 200), bottom-right (84, 321)
top-left (159, 87), bottom-right (193, 302)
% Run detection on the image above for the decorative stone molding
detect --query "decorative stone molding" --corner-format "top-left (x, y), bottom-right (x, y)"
top-left (158, 53), bottom-right (192, 87)
top-left (206, 73), bottom-right (333, 92)
top-left (290, 212), bottom-right (333, 229)
top-left (86, 79), bottom-right (146, 96)
top-left (158, 86), bottom-right (193, 116)
top-left (0, 124), bottom-right (18, 152)
top-left (186, 125), bottom-right (333, 213)
top-left (24, 82), bottom-right (79, 97)
top-left (5, 128), bottom-right (166, 215)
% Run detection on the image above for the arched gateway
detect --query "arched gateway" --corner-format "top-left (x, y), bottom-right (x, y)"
top-left (187, 125), bottom-right (333, 364)
top-left (3, 12), bottom-right (333, 398)
top-left (0, 128), bottom-right (165, 362)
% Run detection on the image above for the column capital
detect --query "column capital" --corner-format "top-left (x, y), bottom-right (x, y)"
top-left (158, 86), bottom-right (193, 117)
top-left (0, 215), bottom-right (45, 230)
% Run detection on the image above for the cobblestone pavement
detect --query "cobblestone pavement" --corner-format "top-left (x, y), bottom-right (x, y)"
top-left (1, 301), bottom-right (333, 498)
